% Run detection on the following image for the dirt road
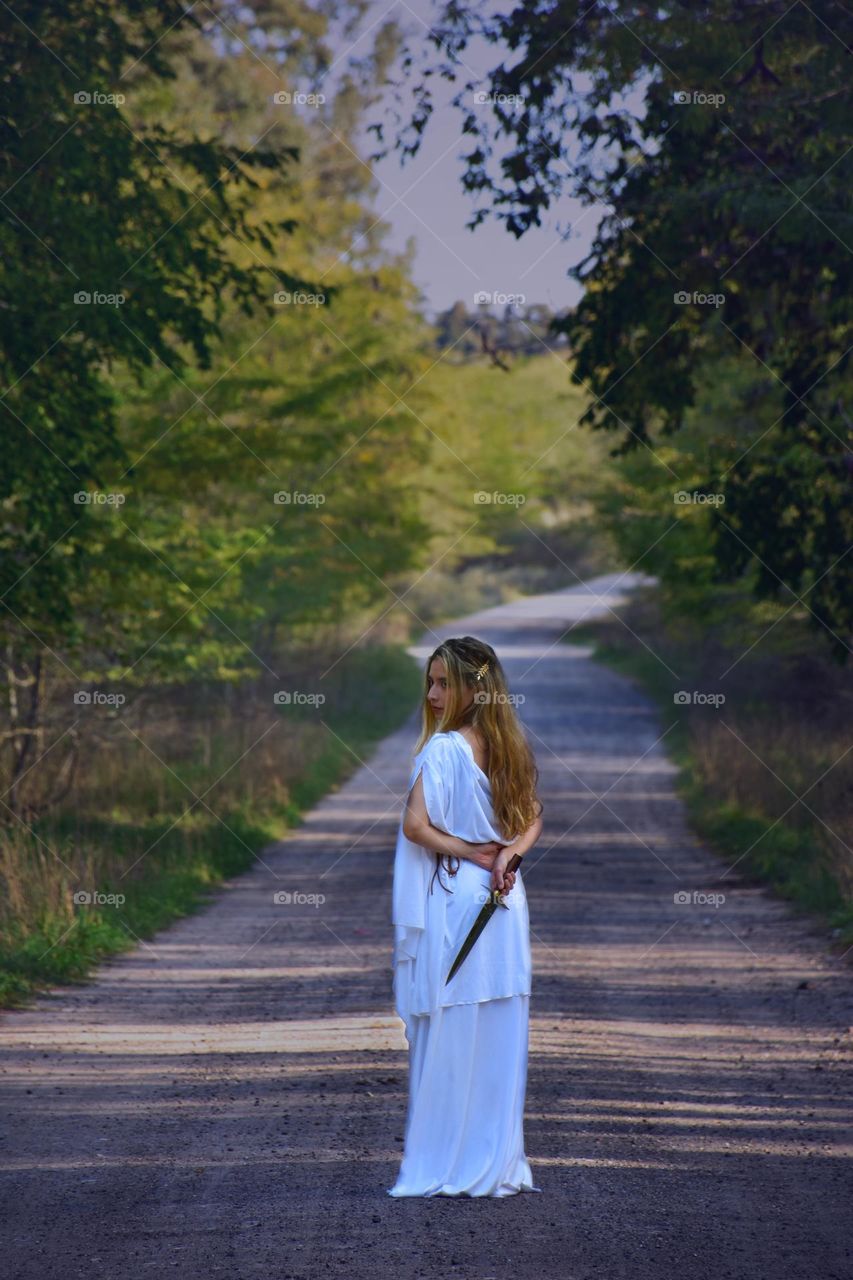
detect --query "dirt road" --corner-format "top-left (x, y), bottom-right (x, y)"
top-left (2, 574), bottom-right (851, 1279)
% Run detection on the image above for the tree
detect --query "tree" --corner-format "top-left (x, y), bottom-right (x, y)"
top-left (0, 0), bottom-right (435, 816)
top-left (372, 0), bottom-right (853, 657)
top-left (0, 0), bottom-right (313, 649)
top-left (105, 2), bottom-right (435, 677)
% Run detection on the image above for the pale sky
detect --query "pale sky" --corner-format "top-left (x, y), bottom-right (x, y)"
top-left (327, 0), bottom-right (605, 315)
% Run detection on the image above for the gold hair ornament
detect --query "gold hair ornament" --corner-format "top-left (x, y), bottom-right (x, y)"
top-left (475, 660), bottom-right (489, 682)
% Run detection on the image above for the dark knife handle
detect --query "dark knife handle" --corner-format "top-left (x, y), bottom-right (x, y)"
top-left (493, 852), bottom-right (524, 908)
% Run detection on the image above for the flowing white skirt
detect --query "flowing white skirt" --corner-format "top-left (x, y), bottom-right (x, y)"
top-left (387, 991), bottom-right (542, 1198)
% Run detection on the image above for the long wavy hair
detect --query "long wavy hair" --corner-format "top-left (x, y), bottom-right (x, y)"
top-left (413, 636), bottom-right (542, 895)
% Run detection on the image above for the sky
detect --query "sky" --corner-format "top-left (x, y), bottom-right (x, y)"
top-left (326, 0), bottom-right (605, 316)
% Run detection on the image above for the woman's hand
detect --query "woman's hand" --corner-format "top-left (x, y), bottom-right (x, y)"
top-left (456, 841), bottom-right (518, 895)
top-left (460, 840), bottom-right (505, 871)
top-left (490, 849), bottom-right (518, 897)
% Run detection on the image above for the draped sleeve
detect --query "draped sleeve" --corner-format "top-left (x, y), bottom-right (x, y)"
top-left (391, 733), bottom-right (457, 945)
top-left (417, 734), bottom-right (456, 838)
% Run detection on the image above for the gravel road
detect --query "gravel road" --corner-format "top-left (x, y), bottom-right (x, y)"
top-left (2, 573), bottom-right (851, 1279)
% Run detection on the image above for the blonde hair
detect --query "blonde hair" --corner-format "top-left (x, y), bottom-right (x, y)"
top-left (415, 635), bottom-right (542, 842)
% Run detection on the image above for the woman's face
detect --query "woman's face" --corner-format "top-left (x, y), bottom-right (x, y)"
top-left (427, 656), bottom-right (474, 718)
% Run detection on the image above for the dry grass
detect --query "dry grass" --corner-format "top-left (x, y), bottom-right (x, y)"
top-left (571, 587), bottom-right (853, 930)
top-left (0, 699), bottom-right (324, 940)
top-left (0, 643), bottom-right (421, 1001)
top-left (691, 711), bottom-right (852, 897)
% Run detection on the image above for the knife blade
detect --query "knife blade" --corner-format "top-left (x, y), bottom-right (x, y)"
top-left (444, 853), bottom-right (523, 984)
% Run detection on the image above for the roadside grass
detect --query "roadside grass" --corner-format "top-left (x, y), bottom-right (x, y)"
top-left (0, 644), bottom-right (422, 1008)
top-left (565, 591), bottom-right (853, 948)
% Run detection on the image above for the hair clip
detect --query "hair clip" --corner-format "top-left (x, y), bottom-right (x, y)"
top-left (475, 660), bottom-right (489, 681)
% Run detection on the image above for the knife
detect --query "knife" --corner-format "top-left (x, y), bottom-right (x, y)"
top-left (444, 853), bottom-right (524, 984)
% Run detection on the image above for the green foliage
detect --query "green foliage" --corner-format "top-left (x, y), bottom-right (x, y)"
top-left (380, 1), bottom-right (853, 654)
top-left (404, 350), bottom-right (611, 539)
top-left (1, 0), bottom-right (436, 702)
top-left (0, 0), bottom-right (316, 646)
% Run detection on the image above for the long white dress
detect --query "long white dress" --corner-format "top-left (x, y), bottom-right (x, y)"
top-left (388, 730), bottom-right (542, 1198)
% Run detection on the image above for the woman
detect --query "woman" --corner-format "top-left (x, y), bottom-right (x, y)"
top-left (387, 635), bottom-right (544, 1198)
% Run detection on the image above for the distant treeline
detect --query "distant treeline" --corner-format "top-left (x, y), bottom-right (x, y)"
top-left (430, 301), bottom-right (571, 362)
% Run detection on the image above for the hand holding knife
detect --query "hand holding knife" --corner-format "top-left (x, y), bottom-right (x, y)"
top-left (445, 852), bottom-right (524, 984)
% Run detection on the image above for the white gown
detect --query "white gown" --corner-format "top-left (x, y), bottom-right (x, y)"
top-left (388, 730), bottom-right (542, 1197)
